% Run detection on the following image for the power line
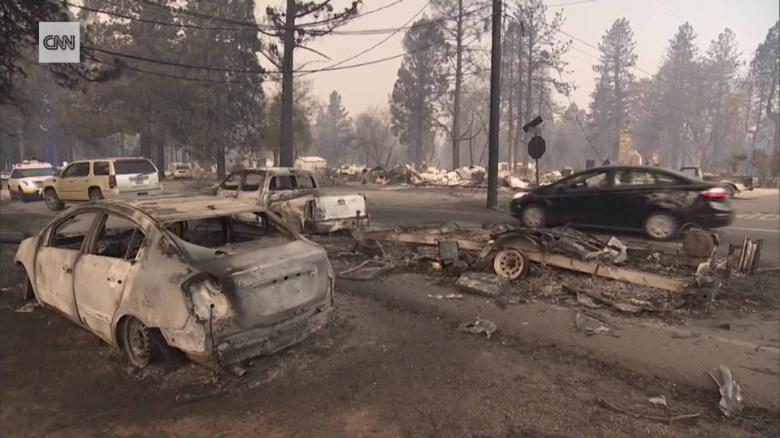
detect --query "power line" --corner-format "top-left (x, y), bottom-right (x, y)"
top-left (85, 42), bottom-right (439, 76)
top-left (301, 1), bottom-right (432, 76)
top-left (91, 58), bottom-right (249, 84)
top-left (85, 45), bottom-right (265, 74)
top-left (72, 0), bottom-right (486, 37)
top-left (65, 1), bottom-right (244, 32)
top-left (547, 0), bottom-right (599, 7)
top-left (137, 0), bottom-right (406, 32)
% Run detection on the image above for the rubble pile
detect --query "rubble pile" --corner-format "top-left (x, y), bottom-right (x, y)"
top-left (331, 163), bottom-right (547, 189)
top-left (314, 223), bottom-right (769, 318)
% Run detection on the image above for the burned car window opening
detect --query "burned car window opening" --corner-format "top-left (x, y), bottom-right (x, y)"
top-left (241, 173), bottom-right (264, 191)
top-left (269, 175), bottom-right (294, 191)
top-left (50, 211), bottom-right (99, 250)
top-left (92, 214), bottom-right (146, 259)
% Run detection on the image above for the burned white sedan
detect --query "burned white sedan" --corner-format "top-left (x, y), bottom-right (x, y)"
top-left (14, 196), bottom-right (335, 367)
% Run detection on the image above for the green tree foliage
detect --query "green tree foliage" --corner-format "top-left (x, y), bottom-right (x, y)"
top-left (746, 22), bottom-right (779, 164)
top-left (177, 0), bottom-right (265, 178)
top-left (315, 91), bottom-right (354, 165)
top-left (390, 18), bottom-right (449, 165)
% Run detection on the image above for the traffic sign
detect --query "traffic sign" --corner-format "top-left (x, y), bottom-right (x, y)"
top-left (528, 136), bottom-right (546, 159)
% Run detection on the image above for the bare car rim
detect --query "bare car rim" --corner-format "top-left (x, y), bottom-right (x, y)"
top-left (493, 248), bottom-right (527, 280)
top-left (521, 206), bottom-right (545, 228)
top-left (89, 189), bottom-right (103, 200)
top-left (645, 213), bottom-right (677, 240)
top-left (123, 318), bottom-right (152, 367)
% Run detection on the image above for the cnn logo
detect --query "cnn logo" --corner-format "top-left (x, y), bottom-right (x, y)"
top-left (39, 22), bottom-right (80, 63)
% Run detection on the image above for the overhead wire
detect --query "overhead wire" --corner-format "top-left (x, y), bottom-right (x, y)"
top-left (299, 0), bottom-right (432, 76)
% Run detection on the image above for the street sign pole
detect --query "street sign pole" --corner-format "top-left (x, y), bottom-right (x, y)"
top-left (536, 159), bottom-right (539, 186)
top-left (486, 0), bottom-right (502, 209)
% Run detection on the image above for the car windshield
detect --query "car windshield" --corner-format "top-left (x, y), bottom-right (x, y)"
top-left (114, 160), bottom-right (156, 175)
top-left (175, 165), bottom-right (190, 170)
top-left (12, 167), bottom-right (56, 178)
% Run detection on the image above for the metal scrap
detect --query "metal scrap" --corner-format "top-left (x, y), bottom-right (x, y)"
top-left (736, 237), bottom-right (763, 276)
top-left (584, 237), bottom-right (628, 264)
top-left (458, 317), bottom-right (498, 339)
top-left (648, 395), bottom-right (668, 408)
top-left (456, 272), bottom-right (512, 297)
top-left (574, 312), bottom-right (611, 335)
top-left (14, 301), bottom-right (39, 313)
top-left (338, 259), bottom-right (395, 280)
top-left (709, 365), bottom-right (743, 417)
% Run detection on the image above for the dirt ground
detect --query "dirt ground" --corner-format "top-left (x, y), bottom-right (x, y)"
top-left (1, 243), bottom-right (778, 437)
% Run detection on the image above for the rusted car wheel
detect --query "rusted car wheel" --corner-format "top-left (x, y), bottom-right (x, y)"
top-left (493, 248), bottom-right (528, 280)
top-left (120, 317), bottom-right (169, 368)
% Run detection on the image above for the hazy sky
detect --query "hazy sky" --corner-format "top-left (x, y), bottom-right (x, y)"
top-left (257, 0), bottom-right (779, 115)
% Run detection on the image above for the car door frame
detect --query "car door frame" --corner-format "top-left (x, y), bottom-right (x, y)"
top-left (236, 171), bottom-right (265, 206)
top-left (545, 169), bottom-right (612, 226)
top-left (72, 211), bottom-right (147, 342)
top-left (600, 168), bottom-right (660, 229)
top-left (34, 208), bottom-right (103, 323)
top-left (217, 171), bottom-right (241, 199)
top-left (59, 162), bottom-right (91, 200)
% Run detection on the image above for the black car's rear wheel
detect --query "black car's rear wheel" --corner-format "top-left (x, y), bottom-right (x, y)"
top-left (520, 205), bottom-right (546, 228)
top-left (644, 212), bottom-right (679, 241)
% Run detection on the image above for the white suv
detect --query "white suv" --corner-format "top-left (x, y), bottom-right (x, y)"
top-left (7, 160), bottom-right (57, 201)
top-left (43, 157), bottom-right (163, 210)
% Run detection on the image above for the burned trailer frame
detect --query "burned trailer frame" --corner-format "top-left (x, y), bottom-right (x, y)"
top-left (14, 196), bottom-right (335, 368)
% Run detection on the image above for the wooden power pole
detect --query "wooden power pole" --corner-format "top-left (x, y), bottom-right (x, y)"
top-left (486, 0), bottom-right (502, 208)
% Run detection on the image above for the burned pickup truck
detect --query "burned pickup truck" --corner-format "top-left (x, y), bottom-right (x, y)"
top-left (205, 168), bottom-right (369, 234)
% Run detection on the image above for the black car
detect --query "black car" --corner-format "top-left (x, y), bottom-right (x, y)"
top-left (509, 166), bottom-right (734, 240)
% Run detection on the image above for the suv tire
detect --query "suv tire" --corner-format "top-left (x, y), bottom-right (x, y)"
top-left (88, 187), bottom-right (103, 201)
top-left (44, 188), bottom-right (65, 211)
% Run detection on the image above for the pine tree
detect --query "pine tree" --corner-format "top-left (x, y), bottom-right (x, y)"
top-left (701, 28), bottom-right (742, 166)
top-left (589, 18), bottom-right (637, 160)
top-left (390, 18), bottom-right (449, 166)
top-left (315, 91), bottom-right (354, 165)
top-left (655, 22), bottom-right (698, 167)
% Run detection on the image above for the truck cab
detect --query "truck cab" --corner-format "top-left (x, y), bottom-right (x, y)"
top-left (211, 168), bottom-right (369, 233)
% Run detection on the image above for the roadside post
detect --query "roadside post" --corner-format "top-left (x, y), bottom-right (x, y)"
top-left (523, 116), bottom-right (545, 186)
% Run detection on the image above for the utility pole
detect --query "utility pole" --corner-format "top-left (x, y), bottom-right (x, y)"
top-left (451, 0), bottom-right (464, 169)
top-left (279, 0), bottom-right (296, 167)
top-left (486, 0), bottom-right (502, 208)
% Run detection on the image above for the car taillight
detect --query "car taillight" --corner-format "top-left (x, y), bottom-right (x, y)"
top-left (109, 175), bottom-right (116, 189)
top-left (700, 187), bottom-right (727, 200)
